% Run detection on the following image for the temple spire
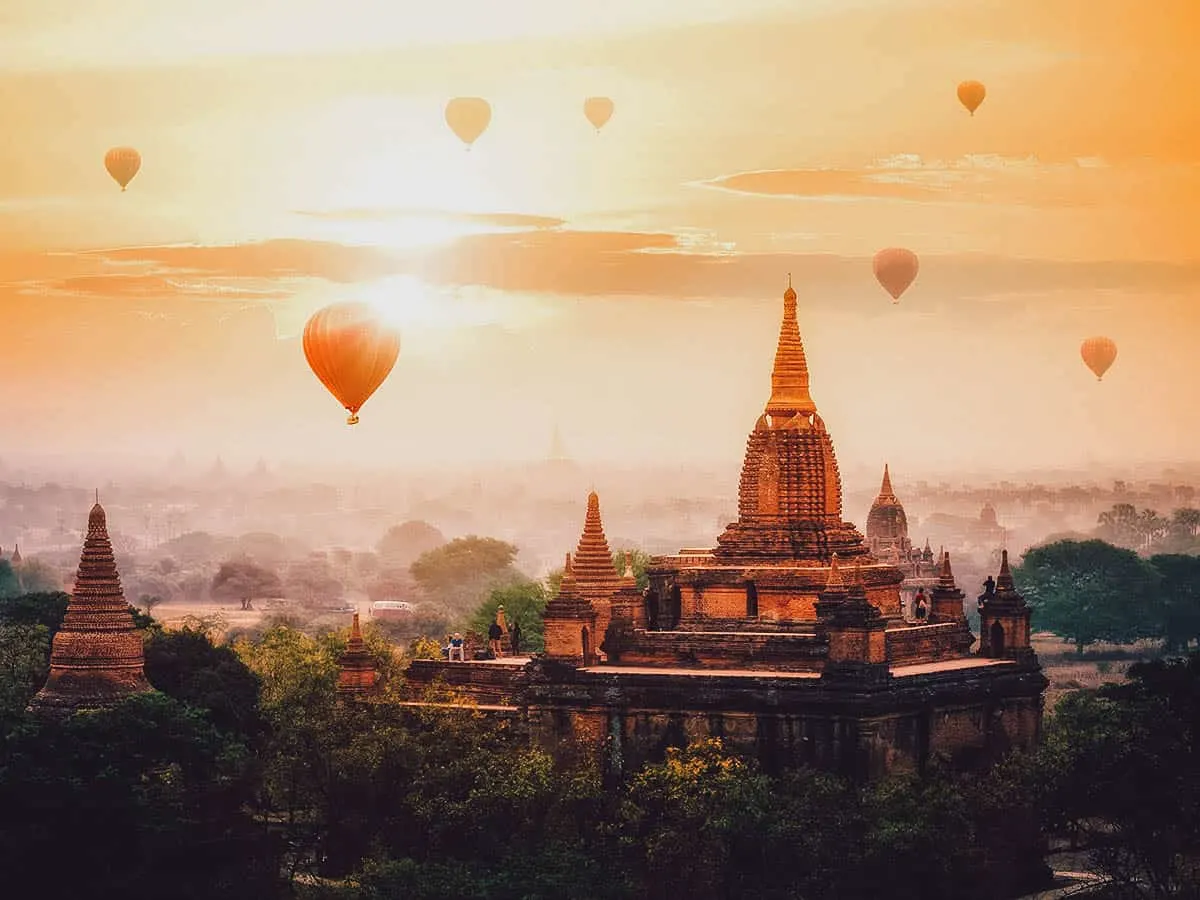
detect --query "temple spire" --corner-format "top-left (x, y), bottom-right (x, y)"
top-left (765, 278), bottom-right (817, 418)
top-left (573, 491), bottom-right (620, 590)
top-left (28, 500), bottom-right (153, 716)
top-left (996, 549), bottom-right (1015, 591)
top-left (879, 464), bottom-right (894, 498)
top-left (336, 611), bottom-right (378, 698)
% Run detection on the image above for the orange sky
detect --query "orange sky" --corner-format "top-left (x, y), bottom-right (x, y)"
top-left (1, 0), bottom-right (1198, 478)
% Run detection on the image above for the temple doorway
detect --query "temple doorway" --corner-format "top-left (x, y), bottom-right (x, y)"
top-left (990, 621), bottom-right (1005, 656)
top-left (581, 626), bottom-right (591, 664)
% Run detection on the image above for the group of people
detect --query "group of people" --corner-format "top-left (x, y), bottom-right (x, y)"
top-left (444, 605), bottom-right (523, 662)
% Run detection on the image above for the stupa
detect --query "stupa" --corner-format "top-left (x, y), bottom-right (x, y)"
top-left (336, 613), bottom-right (379, 697)
top-left (28, 499), bottom-right (154, 717)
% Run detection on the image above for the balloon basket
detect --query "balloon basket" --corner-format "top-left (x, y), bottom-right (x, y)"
top-left (346, 414), bottom-right (360, 425)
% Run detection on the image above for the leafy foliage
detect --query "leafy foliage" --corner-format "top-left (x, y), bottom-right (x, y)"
top-left (467, 579), bottom-right (548, 651)
top-left (1015, 540), bottom-right (1159, 654)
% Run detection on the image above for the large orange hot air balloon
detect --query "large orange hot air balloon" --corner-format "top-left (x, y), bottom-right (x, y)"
top-left (957, 80), bottom-right (986, 116)
top-left (445, 97), bottom-right (492, 148)
top-left (104, 147), bottom-right (141, 191)
top-left (302, 302), bottom-right (401, 425)
top-left (872, 248), bottom-right (920, 302)
top-left (1080, 336), bottom-right (1117, 381)
top-left (583, 96), bottom-right (614, 132)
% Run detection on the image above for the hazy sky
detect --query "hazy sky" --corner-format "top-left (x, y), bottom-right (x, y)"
top-left (1, 0), bottom-right (1197, 481)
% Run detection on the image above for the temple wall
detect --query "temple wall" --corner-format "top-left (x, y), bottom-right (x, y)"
top-left (886, 622), bottom-right (972, 665)
top-left (827, 628), bottom-right (886, 665)
top-left (615, 630), bottom-right (827, 671)
top-left (543, 616), bottom-right (595, 663)
top-left (683, 585), bottom-right (901, 625)
top-left (527, 692), bottom-right (1042, 781)
top-left (405, 659), bottom-right (527, 705)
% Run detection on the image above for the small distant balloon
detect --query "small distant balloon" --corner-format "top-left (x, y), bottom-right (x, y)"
top-left (302, 302), bottom-right (401, 426)
top-left (872, 248), bottom-right (920, 302)
top-left (957, 80), bottom-right (986, 116)
top-left (583, 96), bottom-right (614, 132)
top-left (445, 97), bottom-right (492, 148)
top-left (1080, 336), bottom-right (1118, 381)
top-left (104, 147), bottom-right (141, 191)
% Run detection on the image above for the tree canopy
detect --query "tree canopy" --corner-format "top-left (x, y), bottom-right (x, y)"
top-left (409, 536), bottom-right (520, 615)
top-left (377, 520), bottom-right (447, 569)
top-left (468, 579), bottom-right (549, 652)
top-left (1015, 539), bottom-right (1159, 655)
top-left (211, 559), bottom-right (283, 610)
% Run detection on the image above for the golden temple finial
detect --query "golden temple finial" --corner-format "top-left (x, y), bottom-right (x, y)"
top-left (880, 464), bottom-right (894, 497)
top-left (766, 280), bottom-right (815, 417)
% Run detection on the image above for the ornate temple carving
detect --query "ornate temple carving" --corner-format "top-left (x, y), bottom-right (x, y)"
top-left (28, 501), bottom-right (154, 717)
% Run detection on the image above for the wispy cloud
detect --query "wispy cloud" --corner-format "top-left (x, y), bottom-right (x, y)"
top-left (4, 232), bottom-right (1198, 312)
top-left (291, 208), bottom-right (566, 230)
top-left (700, 155), bottom-right (1198, 210)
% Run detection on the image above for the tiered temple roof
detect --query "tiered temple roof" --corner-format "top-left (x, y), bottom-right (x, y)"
top-left (712, 279), bottom-right (870, 564)
top-left (337, 613), bottom-right (379, 697)
top-left (543, 554), bottom-right (594, 619)
top-left (866, 464), bottom-right (909, 552)
top-left (573, 491), bottom-right (620, 594)
top-left (28, 501), bottom-right (153, 717)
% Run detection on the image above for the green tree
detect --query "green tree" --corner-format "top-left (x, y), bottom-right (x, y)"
top-left (409, 536), bottom-right (521, 615)
top-left (1029, 654), bottom-right (1200, 897)
top-left (0, 560), bottom-right (19, 599)
top-left (377, 520), bottom-right (446, 568)
top-left (1015, 539), bottom-right (1158, 656)
top-left (144, 627), bottom-right (264, 742)
top-left (0, 692), bottom-right (279, 900)
top-left (1096, 502), bottom-right (1140, 549)
top-left (0, 623), bottom-right (50, 720)
top-left (468, 579), bottom-right (549, 652)
top-left (211, 558), bottom-right (283, 611)
top-left (1148, 554), bottom-right (1200, 652)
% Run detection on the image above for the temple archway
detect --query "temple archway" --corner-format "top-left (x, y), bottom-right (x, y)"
top-left (581, 626), bottom-right (591, 664)
top-left (990, 621), bottom-right (1005, 656)
top-left (745, 581), bottom-right (759, 618)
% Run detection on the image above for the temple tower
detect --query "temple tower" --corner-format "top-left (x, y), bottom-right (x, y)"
top-left (572, 491), bottom-right (621, 645)
top-left (866, 465), bottom-right (910, 557)
top-left (712, 279), bottom-right (871, 564)
top-left (978, 550), bottom-right (1035, 662)
top-left (28, 501), bottom-right (154, 717)
top-left (336, 613), bottom-right (379, 698)
top-left (542, 554), bottom-right (597, 666)
top-left (815, 556), bottom-right (890, 678)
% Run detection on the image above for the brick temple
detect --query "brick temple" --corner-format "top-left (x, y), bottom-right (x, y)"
top-left (28, 500), bottom-right (155, 717)
top-left (405, 279), bottom-right (1047, 780)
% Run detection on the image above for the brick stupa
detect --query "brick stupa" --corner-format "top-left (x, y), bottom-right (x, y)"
top-left (336, 613), bottom-right (379, 697)
top-left (28, 500), bottom-right (154, 717)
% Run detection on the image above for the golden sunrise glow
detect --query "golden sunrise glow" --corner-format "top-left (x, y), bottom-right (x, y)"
top-left (0, 0), bottom-right (1198, 472)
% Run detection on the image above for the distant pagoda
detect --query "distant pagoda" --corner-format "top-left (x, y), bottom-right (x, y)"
top-left (28, 499), bottom-right (154, 717)
top-left (336, 613), bottom-right (379, 698)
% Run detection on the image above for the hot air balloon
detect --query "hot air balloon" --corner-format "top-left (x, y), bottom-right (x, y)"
top-left (104, 147), bottom-right (141, 191)
top-left (445, 97), bottom-right (492, 148)
top-left (1080, 336), bottom-right (1117, 381)
top-left (872, 248), bottom-right (920, 302)
top-left (583, 96), bottom-right (614, 133)
top-left (957, 80), bottom-right (986, 116)
top-left (302, 302), bottom-right (401, 425)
